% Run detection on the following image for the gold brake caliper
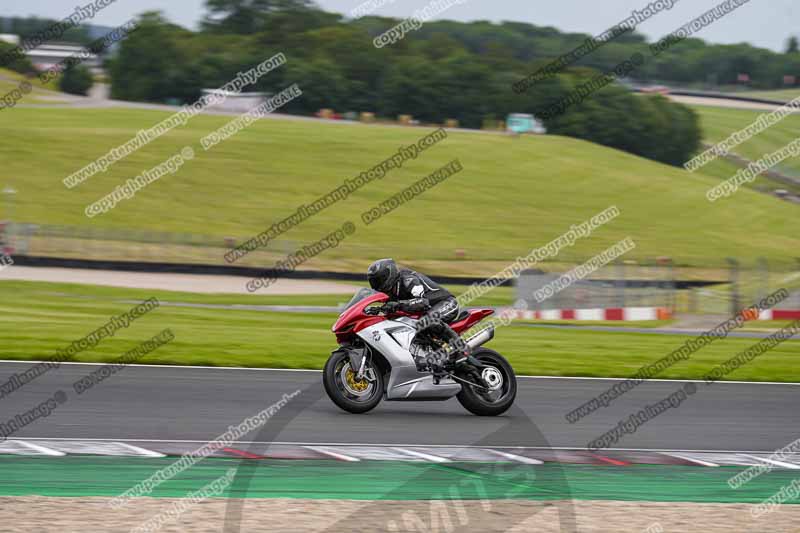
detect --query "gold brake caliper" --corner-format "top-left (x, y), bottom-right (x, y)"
top-left (346, 368), bottom-right (369, 392)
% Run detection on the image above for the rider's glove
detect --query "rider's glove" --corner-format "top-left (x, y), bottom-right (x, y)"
top-left (381, 301), bottom-right (401, 314)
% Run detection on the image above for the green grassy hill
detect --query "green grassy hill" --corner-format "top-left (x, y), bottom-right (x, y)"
top-left (688, 104), bottom-right (800, 195)
top-left (0, 68), bottom-right (66, 104)
top-left (691, 105), bottom-right (800, 173)
top-left (0, 106), bottom-right (797, 274)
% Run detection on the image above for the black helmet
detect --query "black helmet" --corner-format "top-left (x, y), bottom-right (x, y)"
top-left (367, 258), bottom-right (399, 293)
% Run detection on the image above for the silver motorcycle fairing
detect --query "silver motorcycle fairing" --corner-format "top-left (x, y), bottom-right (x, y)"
top-left (357, 317), bottom-right (461, 401)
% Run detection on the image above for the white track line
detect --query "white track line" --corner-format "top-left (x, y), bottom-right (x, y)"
top-left (0, 360), bottom-right (797, 386)
top-left (485, 449), bottom-right (543, 465)
top-left (2, 438), bottom-right (791, 467)
top-left (15, 440), bottom-right (66, 456)
top-left (391, 447), bottom-right (451, 463)
top-left (741, 454), bottom-right (800, 470)
top-left (116, 442), bottom-right (166, 458)
top-left (661, 452), bottom-right (719, 467)
top-left (11, 437), bottom-right (785, 454)
top-left (303, 445), bottom-right (360, 462)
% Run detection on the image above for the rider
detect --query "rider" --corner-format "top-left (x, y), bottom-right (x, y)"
top-left (367, 258), bottom-right (470, 370)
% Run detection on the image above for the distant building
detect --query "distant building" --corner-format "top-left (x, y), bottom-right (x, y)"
top-left (27, 42), bottom-right (101, 72)
top-left (0, 35), bottom-right (101, 73)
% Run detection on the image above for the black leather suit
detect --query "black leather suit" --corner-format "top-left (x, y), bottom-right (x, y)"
top-left (384, 269), bottom-right (466, 355)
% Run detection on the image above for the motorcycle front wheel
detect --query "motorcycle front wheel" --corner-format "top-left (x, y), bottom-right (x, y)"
top-left (455, 348), bottom-right (517, 416)
top-left (323, 350), bottom-right (383, 414)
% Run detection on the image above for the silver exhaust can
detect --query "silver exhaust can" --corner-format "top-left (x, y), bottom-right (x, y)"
top-left (465, 325), bottom-right (495, 350)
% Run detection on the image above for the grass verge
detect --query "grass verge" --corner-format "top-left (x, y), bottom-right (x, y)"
top-left (0, 280), bottom-right (797, 381)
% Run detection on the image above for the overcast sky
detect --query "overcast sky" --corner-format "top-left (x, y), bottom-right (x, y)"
top-left (3, 0), bottom-right (796, 52)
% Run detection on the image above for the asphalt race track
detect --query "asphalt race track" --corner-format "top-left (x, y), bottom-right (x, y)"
top-left (1, 361), bottom-right (798, 454)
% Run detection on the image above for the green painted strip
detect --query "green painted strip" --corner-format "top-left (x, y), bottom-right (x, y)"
top-left (1, 456), bottom-right (799, 503)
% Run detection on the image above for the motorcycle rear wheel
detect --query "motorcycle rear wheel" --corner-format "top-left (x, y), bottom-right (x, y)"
top-left (455, 348), bottom-right (517, 416)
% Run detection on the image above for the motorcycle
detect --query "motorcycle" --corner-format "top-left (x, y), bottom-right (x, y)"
top-left (323, 287), bottom-right (517, 416)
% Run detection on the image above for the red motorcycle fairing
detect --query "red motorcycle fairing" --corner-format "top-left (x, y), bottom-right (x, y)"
top-left (331, 291), bottom-right (495, 344)
top-left (332, 292), bottom-right (388, 344)
top-left (451, 309), bottom-right (495, 334)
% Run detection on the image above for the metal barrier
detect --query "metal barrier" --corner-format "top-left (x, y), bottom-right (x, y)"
top-left (516, 258), bottom-right (800, 315)
top-left (3, 222), bottom-right (799, 318)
